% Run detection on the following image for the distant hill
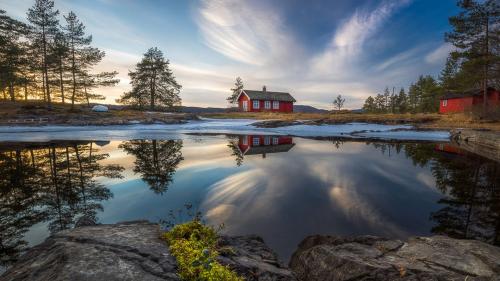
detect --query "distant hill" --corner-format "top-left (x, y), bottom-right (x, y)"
top-left (181, 106), bottom-right (227, 113)
top-left (181, 105), bottom-right (330, 114)
top-left (293, 105), bottom-right (329, 113)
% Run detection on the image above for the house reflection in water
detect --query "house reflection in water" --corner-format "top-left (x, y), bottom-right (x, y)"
top-left (237, 135), bottom-right (295, 158)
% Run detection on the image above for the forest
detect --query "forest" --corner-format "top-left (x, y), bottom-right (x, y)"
top-left (0, 0), bottom-right (182, 111)
top-left (363, 0), bottom-right (499, 114)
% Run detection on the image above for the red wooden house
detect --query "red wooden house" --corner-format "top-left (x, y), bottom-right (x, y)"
top-left (439, 87), bottom-right (500, 114)
top-left (237, 135), bottom-right (295, 158)
top-left (237, 86), bottom-right (296, 113)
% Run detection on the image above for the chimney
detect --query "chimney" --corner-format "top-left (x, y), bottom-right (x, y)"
top-left (262, 85), bottom-right (267, 93)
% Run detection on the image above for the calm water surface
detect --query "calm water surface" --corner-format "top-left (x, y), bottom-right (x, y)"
top-left (1, 134), bottom-right (499, 269)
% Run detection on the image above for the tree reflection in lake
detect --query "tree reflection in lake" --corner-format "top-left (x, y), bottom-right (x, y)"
top-left (368, 141), bottom-right (500, 246)
top-left (119, 140), bottom-right (183, 194)
top-left (0, 142), bottom-right (123, 266)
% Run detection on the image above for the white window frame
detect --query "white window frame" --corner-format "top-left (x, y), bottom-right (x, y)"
top-left (253, 100), bottom-right (260, 109)
top-left (252, 137), bottom-right (260, 146)
top-left (273, 101), bottom-right (279, 109)
top-left (442, 100), bottom-right (447, 107)
top-left (242, 137), bottom-right (248, 145)
top-left (264, 136), bottom-right (271, 145)
top-left (264, 100), bottom-right (271, 109)
top-left (242, 101), bottom-right (248, 111)
top-left (272, 137), bottom-right (279, 145)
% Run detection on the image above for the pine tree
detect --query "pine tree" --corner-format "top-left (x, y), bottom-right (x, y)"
top-left (50, 32), bottom-right (69, 103)
top-left (27, 0), bottom-right (60, 108)
top-left (383, 87), bottom-right (390, 112)
top-left (362, 96), bottom-right (376, 113)
top-left (63, 11), bottom-right (91, 109)
top-left (118, 47), bottom-right (181, 110)
top-left (0, 10), bottom-right (29, 101)
top-left (397, 88), bottom-right (408, 113)
top-left (446, 0), bottom-right (500, 108)
top-left (374, 94), bottom-right (386, 113)
top-left (228, 77), bottom-right (244, 104)
top-left (439, 54), bottom-right (462, 93)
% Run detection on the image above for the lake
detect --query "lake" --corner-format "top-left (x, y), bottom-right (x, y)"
top-left (1, 128), bottom-right (499, 271)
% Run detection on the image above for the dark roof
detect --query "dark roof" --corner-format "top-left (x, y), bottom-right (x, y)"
top-left (440, 87), bottom-right (497, 100)
top-left (242, 90), bottom-right (296, 102)
top-left (244, 144), bottom-right (295, 155)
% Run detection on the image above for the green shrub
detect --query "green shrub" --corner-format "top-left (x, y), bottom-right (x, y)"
top-left (163, 221), bottom-right (244, 281)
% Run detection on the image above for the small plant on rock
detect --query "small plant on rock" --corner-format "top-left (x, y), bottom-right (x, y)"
top-left (163, 220), bottom-right (243, 281)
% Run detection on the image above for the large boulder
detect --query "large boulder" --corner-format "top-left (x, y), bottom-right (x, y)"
top-left (289, 235), bottom-right (500, 281)
top-left (217, 235), bottom-right (297, 281)
top-left (0, 221), bottom-right (180, 281)
top-left (91, 105), bottom-right (109, 112)
top-left (1, 222), bottom-right (297, 281)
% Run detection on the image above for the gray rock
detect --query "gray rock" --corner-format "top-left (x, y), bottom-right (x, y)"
top-left (217, 235), bottom-right (297, 281)
top-left (289, 235), bottom-right (500, 281)
top-left (91, 105), bottom-right (109, 112)
top-left (1, 222), bottom-right (297, 281)
top-left (0, 221), bottom-right (180, 281)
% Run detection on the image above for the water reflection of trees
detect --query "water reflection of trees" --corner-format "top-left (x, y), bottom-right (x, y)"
top-left (119, 140), bottom-right (183, 194)
top-left (368, 142), bottom-right (500, 245)
top-left (0, 142), bottom-right (123, 266)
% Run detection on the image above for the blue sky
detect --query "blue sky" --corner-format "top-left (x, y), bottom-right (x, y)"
top-left (1, 0), bottom-right (460, 108)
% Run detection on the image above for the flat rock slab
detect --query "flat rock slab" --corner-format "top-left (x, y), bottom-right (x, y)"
top-left (0, 221), bottom-right (179, 281)
top-left (1, 222), bottom-right (297, 281)
top-left (289, 235), bottom-right (500, 281)
top-left (218, 235), bottom-right (297, 281)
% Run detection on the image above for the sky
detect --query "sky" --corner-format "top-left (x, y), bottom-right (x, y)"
top-left (0, 0), bottom-right (460, 109)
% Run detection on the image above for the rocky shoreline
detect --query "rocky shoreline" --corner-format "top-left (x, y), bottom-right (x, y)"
top-left (2, 221), bottom-right (499, 281)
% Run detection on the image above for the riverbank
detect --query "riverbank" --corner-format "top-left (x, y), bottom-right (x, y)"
top-left (203, 112), bottom-right (500, 132)
top-left (0, 101), bottom-right (196, 126)
top-left (2, 221), bottom-right (499, 281)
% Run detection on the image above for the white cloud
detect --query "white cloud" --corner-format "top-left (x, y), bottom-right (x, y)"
top-left (310, 0), bottom-right (412, 78)
top-left (425, 43), bottom-right (453, 65)
top-left (196, 0), bottom-right (302, 70)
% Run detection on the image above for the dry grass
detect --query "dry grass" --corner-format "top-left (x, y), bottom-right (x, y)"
top-left (0, 100), bottom-right (186, 125)
top-left (203, 112), bottom-right (500, 131)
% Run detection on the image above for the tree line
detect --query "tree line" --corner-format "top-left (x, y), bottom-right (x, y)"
top-left (363, 0), bottom-right (499, 114)
top-left (0, 0), bottom-right (119, 109)
top-left (0, 0), bottom-right (182, 111)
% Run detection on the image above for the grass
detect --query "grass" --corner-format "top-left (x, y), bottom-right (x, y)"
top-left (0, 100), bottom-right (187, 125)
top-left (163, 220), bottom-right (243, 281)
top-left (202, 112), bottom-right (500, 131)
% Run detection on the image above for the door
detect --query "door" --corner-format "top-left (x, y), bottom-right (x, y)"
top-left (243, 100), bottom-right (248, 111)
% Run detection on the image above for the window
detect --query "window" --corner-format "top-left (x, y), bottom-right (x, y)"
top-left (252, 137), bottom-right (260, 146)
top-left (265, 100), bottom-right (271, 109)
top-left (442, 100), bottom-right (447, 107)
top-left (253, 100), bottom-right (260, 109)
top-left (264, 136), bottom-right (271, 145)
top-left (242, 101), bottom-right (248, 111)
top-left (273, 101), bottom-right (279, 109)
top-left (272, 137), bottom-right (279, 145)
top-left (242, 137), bottom-right (248, 145)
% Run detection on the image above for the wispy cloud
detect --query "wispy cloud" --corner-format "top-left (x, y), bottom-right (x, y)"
top-left (425, 43), bottom-right (453, 65)
top-left (196, 0), bottom-right (302, 69)
top-left (310, 0), bottom-right (412, 78)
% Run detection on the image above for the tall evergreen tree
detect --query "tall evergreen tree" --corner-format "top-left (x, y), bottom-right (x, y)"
top-left (118, 47), bottom-right (181, 110)
top-left (27, 0), bottom-right (59, 108)
top-left (397, 88), bottom-right (408, 113)
top-left (228, 77), bottom-right (244, 105)
top-left (0, 10), bottom-right (29, 101)
top-left (50, 32), bottom-right (69, 103)
top-left (362, 96), bottom-right (376, 113)
top-left (446, 0), bottom-right (500, 108)
top-left (63, 11), bottom-right (90, 108)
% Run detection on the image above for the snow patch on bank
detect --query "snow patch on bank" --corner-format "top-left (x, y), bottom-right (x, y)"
top-left (0, 119), bottom-right (450, 142)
